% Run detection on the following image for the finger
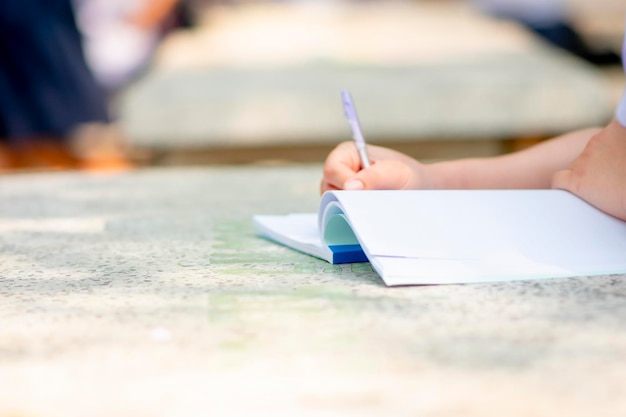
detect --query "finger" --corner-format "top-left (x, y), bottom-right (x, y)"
top-left (322, 142), bottom-right (362, 190)
top-left (345, 160), bottom-right (419, 190)
top-left (320, 179), bottom-right (342, 194)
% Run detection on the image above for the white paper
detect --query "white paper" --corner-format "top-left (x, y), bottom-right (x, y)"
top-left (255, 190), bottom-right (626, 286)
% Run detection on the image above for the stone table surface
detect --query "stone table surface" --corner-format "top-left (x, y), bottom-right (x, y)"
top-left (1, 165), bottom-right (626, 417)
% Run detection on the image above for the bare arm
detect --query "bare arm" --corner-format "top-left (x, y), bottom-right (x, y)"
top-left (321, 127), bottom-right (599, 193)
top-left (429, 127), bottom-right (600, 189)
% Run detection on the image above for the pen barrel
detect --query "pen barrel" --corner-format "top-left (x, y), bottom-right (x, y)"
top-left (357, 146), bottom-right (371, 169)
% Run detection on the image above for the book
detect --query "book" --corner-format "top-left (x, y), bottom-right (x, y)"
top-left (253, 190), bottom-right (626, 286)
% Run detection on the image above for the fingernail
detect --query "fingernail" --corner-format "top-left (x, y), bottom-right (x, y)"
top-left (344, 179), bottom-right (364, 190)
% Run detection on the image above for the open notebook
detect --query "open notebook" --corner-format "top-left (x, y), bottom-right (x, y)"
top-left (253, 190), bottom-right (626, 286)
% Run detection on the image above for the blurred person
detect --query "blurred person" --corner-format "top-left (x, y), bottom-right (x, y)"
top-left (0, 0), bottom-right (130, 172)
top-left (73, 0), bottom-right (189, 97)
top-left (320, 22), bottom-right (626, 221)
top-left (473, 0), bottom-right (620, 64)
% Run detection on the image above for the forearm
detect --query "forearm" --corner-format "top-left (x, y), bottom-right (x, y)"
top-left (427, 128), bottom-right (600, 189)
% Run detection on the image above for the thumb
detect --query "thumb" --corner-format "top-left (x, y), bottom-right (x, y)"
top-left (343, 160), bottom-right (417, 190)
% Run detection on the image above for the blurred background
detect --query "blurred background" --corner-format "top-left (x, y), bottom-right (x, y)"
top-left (2, 0), bottom-right (625, 171)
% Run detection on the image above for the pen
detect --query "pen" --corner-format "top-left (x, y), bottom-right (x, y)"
top-left (341, 90), bottom-right (371, 169)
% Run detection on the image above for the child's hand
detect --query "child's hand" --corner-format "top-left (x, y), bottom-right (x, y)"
top-left (320, 142), bottom-right (434, 193)
top-left (552, 120), bottom-right (626, 221)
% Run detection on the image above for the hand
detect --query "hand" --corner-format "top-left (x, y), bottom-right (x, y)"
top-left (127, 0), bottom-right (179, 30)
top-left (320, 142), bottom-right (434, 193)
top-left (552, 119), bottom-right (626, 221)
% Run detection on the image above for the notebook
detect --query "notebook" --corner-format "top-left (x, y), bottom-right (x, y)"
top-left (253, 190), bottom-right (626, 286)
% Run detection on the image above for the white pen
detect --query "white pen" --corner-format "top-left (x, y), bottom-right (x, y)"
top-left (341, 90), bottom-right (371, 169)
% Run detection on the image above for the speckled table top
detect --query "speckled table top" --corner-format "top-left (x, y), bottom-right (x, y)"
top-left (1, 166), bottom-right (625, 417)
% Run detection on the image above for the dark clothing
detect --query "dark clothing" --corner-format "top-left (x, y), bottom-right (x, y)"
top-left (0, 0), bottom-right (109, 141)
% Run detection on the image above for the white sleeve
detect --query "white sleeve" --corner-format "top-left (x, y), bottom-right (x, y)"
top-left (615, 25), bottom-right (626, 127)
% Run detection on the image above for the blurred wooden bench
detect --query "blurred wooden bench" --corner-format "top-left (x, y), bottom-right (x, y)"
top-left (118, 1), bottom-right (614, 165)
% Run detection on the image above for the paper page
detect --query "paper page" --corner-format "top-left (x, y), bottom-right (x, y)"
top-left (369, 253), bottom-right (626, 286)
top-left (327, 190), bottom-right (626, 277)
top-left (253, 213), bottom-right (330, 261)
top-left (253, 213), bottom-right (367, 264)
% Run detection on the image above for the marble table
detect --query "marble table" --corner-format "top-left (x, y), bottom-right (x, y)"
top-left (1, 165), bottom-right (626, 416)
